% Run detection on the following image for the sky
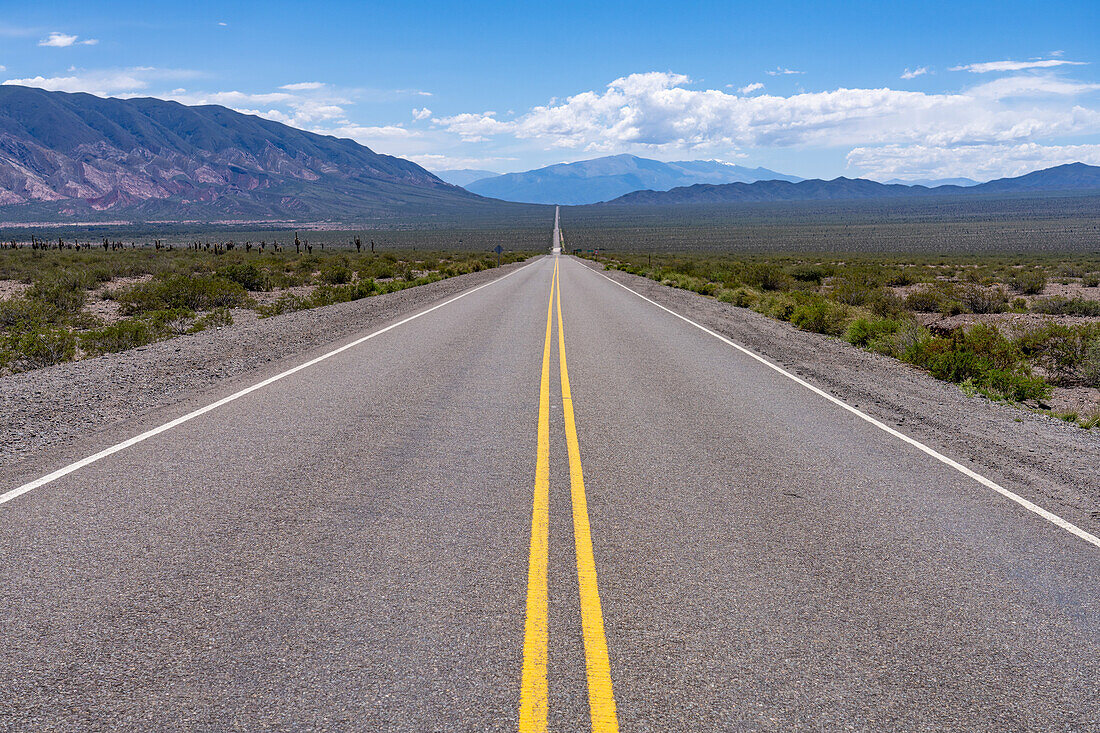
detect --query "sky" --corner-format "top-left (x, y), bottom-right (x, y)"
top-left (0, 0), bottom-right (1098, 181)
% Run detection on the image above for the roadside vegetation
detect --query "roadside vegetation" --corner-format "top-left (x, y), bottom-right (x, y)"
top-left (0, 244), bottom-right (528, 375)
top-left (586, 251), bottom-right (1100, 428)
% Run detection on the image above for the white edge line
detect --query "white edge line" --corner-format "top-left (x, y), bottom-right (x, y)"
top-left (1, 259), bottom-right (541, 507)
top-left (580, 260), bottom-right (1100, 551)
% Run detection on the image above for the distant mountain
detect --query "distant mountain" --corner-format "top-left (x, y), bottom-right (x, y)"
top-left (605, 163), bottom-right (1100, 205)
top-left (976, 162), bottom-right (1100, 193)
top-left (464, 154), bottom-right (801, 205)
top-left (431, 168), bottom-right (500, 186)
top-left (884, 177), bottom-right (979, 187)
top-left (0, 85), bottom-right (487, 221)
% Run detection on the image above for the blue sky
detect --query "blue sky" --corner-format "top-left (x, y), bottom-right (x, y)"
top-left (1, 0), bottom-right (1098, 180)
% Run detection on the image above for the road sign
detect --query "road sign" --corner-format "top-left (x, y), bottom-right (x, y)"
top-left (494, 245), bottom-right (503, 254)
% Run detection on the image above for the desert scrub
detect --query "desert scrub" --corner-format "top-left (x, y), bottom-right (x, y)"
top-left (217, 262), bottom-right (270, 291)
top-left (79, 308), bottom-right (198, 356)
top-left (1, 325), bottom-right (77, 372)
top-left (904, 324), bottom-right (1050, 402)
top-left (1029, 297), bottom-right (1100, 317)
top-left (113, 273), bottom-right (249, 315)
top-left (1016, 323), bottom-right (1100, 387)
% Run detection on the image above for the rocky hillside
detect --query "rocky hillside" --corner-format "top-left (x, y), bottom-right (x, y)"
top-left (0, 85), bottom-right (483, 221)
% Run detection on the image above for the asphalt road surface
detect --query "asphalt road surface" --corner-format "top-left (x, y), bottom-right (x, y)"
top-left (2, 244), bottom-right (1100, 731)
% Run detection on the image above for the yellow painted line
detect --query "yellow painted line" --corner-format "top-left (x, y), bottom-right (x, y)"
top-left (555, 261), bottom-right (620, 732)
top-left (518, 259), bottom-right (557, 732)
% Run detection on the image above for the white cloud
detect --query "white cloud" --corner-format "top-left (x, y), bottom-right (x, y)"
top-left (0, 66), bottom-right (5, 73)
top-left (4, 67), bottom-right (199, 95)
top-left (968, 74), bottom-right (1100, 99)
top-left (38, 32), bottom-right (78, 47)
top-left (766, 67), bottom-right (803, 76)
top-left (951, 58), bottom-right (1087, 73)
top-left (411, 153), bottom-right (517, 170)
top-left (434, 71), bottom-right (1100, 154)
top-left (901, 67), bottom-right (928, 79)
top-left (280, 81), bottom-right (325, 91)
top-left (738, 82), bottom-right (764, 94)
top-left (218, 22), bottom-right (228, 27)
top-left (37, 32), bottom-right (97, 47)
top-left (848, 142), bottom-right (1100, 180)
top-left (412, 107), bottom-right (432, 120)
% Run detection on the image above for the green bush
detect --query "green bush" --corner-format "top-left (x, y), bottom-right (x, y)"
top-left (320, 265), bottom-right (352, 285)
top-left (80, 318), bottom-right (158, 355)
top-left (1016, 323), bottom-right (1100, 385)
top-left (217, 263), bottom-right (270, 291)
top-left (1030, 297), bottom-right (1100, 317)
top-left (1009, 269), bottom-right (1047, 294)
top-left (115, 274), bottom-right (248, 315)
top-left (4, 326), bottom-right (77, 371)
top-left (906, 324), bottom-right (1049, 401)
top-left (845, 318), bottom-right (902, 349)
top-left (789, 298), bottom-right (850, 336)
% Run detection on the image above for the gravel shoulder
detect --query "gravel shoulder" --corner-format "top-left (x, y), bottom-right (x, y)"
top-left (1, 259), bottom-right (534, 472)
top-left (578, 258), bottom-right (1100, 529)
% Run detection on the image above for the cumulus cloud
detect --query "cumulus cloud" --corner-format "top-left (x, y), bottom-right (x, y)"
top-left (848, 142), bottom-right (1100, 180)
top-left (738, 82), bottom-right (764, 94)
top-left (433, 71), bottom-right (1100, 154)
top-left (766, 67), bottom-right (803, 76)
top-left (38, 32), bottom-right (97, 47)
top-left (951, 58), bottom-right (1087, 73)
top-left (901, 67), bottom-right (928, 79)
top-left (412, 107), bottom-right (432, 121)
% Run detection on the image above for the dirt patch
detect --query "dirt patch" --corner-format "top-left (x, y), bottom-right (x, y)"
top-left (917, 311), bottom-right (1100, 337)
top-left (84, 274), bottom-right (154, 324)
top-left (0, 280), bottom-right (31, 300)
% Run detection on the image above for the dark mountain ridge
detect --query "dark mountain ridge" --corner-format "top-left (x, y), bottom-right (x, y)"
top-left (606, 163), bottom-right (1100, 206)
top-left (0, 85), bottom-right (486, 221)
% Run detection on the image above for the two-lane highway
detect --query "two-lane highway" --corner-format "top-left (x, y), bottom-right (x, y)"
top-left (2, 243), bottom-right (1100, 730)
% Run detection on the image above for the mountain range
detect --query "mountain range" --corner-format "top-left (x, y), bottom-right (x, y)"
top-left (462, 154), bottom-right (802, 205)
top-left (432, 168), bottom-right (501, 187)
top-left (1, 85), bottom-right (1097, 223)
top-left (605, 163), bottom-right (1100, 206)
top-left (0, 84), bottom-right (484, 221)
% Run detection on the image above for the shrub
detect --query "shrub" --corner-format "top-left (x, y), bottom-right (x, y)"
top-left (790, 265), bottom-right (832, 284)
top-left (1083, 273), bottom-right (1100, 288)
top-left (1030, 297), bottom-right (1100, 317)
top-left (789, 298), bottom-right (850, 336)
top-left (1016, 323), bottom-right (1100, 386)
top-left (115, 274), bottom-right (248, 315)
top-left (5, 326), bottom-right (77, 370)
top-left (906, 324), bottom-right (1050, 401)
top-left (28, 273), bottom-right (87, 318)
top-left (743, 264), bottom-right (791, 291)
top-left (845, 318), bottom-right (902, 349)
top-left (717, 287), bottom-right (757, 308)
top-left (905, 283), bottom-right (952, 312)
top-left (1082, 337), bottom-right (1100, 387)
top-left (1009, 269), bottom-right (1047, 295)
top-left (320, 265), bottom-right (352, 285)
top-left (217, 263), bottom-right (270, 291)
top-left (80, 318), bottom-right (158, 355)
top-left (190, 308), bottom-right (234, 332)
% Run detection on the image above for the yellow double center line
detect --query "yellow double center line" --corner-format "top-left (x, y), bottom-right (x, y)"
top-left (519, 258), bottom-right (619, 733)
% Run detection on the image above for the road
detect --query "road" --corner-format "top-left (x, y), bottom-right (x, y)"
top-left (2, 232), bottom-right (1100, 730)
